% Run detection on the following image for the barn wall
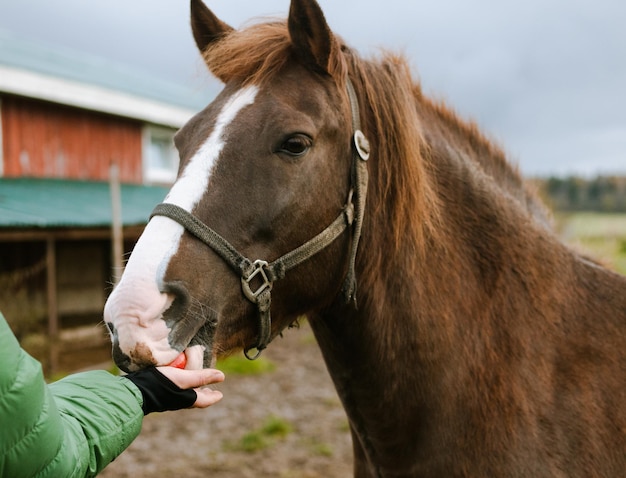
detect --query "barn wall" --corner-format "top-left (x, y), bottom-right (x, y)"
top-left (1, 95), bottom-right (143, 183)
top-left (56, 241), bottom-right (107, 318)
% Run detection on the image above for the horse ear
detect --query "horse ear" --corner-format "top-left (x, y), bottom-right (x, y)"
top-left (190, 0), bottom-right (233, 54)
top-left (288, 0), bottom-right (337, 74)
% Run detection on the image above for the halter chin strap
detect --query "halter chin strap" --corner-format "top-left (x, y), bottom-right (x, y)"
top-left (150, 78), bottom-right (369, 359)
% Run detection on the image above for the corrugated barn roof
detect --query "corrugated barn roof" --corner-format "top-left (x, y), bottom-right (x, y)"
top-left (0, 29), bottom-right (216, 127)
top-left (0, 178), bottom-right (168, 228)
top-left (0, 28), bottom-right (214, 111)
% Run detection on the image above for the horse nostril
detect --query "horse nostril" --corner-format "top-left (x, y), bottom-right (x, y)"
top-left (160, 280), bottom-right (209, 350)
top-left (160, 280), bottom-right (191, 322)
top-left (106, 322), bottom-right (115, 335)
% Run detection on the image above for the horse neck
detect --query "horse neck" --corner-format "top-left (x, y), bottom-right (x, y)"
top-left (309, 91), bottom-right (565, 437)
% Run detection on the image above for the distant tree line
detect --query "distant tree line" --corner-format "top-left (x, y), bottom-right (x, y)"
top-left (534, 176), bottom-right (626, 213)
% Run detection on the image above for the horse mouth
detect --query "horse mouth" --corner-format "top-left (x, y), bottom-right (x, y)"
top-left (167, 308), bottom-right (218, 368)
top-left (110, 306), bottom-right (219, 372)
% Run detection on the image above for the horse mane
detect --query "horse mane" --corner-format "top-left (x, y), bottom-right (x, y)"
top-left (419, 97), bottom-right (552, 227)
top-left (202, 20), bottom-right (548, 260)
top-left (342, 49), bottom-right (444, 256)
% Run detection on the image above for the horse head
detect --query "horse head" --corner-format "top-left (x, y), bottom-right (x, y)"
top-left (104, 0), bottom-right (367, 371)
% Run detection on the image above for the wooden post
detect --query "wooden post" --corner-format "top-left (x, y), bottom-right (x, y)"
top-left (46, 236), bottom-right (59, 375)
top-left (109, 163), bottom-right (123, 285)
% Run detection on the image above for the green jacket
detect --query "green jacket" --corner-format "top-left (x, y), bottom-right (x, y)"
top-left (0, 313), bottom-right (143, 477)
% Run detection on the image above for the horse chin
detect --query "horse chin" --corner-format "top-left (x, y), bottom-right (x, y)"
top-left (212, 323), bottom-right (257, 359)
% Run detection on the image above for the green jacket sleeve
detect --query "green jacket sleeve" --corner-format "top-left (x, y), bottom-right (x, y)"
top-left (0, 312), bottom-right (144, 478)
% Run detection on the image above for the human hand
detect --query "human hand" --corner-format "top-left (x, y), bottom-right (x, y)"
top-left (124, 367), bottom-right (225, 414)
top-left (157, 366), bottom-right (225, 408)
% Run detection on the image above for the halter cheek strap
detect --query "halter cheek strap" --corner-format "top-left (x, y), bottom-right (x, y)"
top-left (342, 77), bottom-right (370, 304)
top-left (150, 78), bottom-right (369, 359)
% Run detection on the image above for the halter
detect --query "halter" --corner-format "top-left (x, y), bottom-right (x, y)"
top-left (150, 78), bottom-right (370, 359)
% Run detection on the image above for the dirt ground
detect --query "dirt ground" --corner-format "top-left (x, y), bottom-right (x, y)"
top-left (99, 322), bottom-right (354, 477)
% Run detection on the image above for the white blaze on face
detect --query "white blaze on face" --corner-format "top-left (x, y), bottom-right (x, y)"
top-left (104, 85), bottom-right (259, 368)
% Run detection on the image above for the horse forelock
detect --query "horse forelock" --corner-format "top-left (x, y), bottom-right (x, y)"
top-left (203, 20), bottom-right (347, 86)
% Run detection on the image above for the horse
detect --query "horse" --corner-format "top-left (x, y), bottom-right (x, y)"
top-left (104, 0), bottom-right (626, 475)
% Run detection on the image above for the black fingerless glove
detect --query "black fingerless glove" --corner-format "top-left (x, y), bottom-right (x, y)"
top-left (124, 367), bottom-right (197, 415)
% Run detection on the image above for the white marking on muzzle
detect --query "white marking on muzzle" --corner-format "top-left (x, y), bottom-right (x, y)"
top-left (104, 86), bottom-right (259, 367)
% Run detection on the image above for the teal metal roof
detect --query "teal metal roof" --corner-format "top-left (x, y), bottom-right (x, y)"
top-left (0, 178), bottom-right (168, 228)
top-left (0, 28), bottom-right (215, 112)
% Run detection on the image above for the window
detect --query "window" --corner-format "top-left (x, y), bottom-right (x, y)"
top-left (143, 125), bottom-right (179, 184)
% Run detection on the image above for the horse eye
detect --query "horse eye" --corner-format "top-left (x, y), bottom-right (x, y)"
top-left (278, 135), bottom-right (311, 157)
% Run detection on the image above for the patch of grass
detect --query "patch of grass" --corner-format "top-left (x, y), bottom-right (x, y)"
top-left (47, 371), bottom-right (70, 383)
top-left (298, 436), bottom-right (334, 457)
top-left (298, 329), bottom-right (317, 346)
top-left (226, 415), bottom-right (293, 453)
top-left (237, 431), bottom-right (268, 453)
top-left (48, 363), bottom-right (119, 383)
top-left (322, 396), bottom-right (342, 408)
top-left (216, 354), bottom-right (276, 375)
top-left (338, 418), bottom-right (351, 433)
top-left (574, 236), bottom-right (626, 275)
top-left (311, 440), bottom-right (333, 457)
top-left (557, 212), bottom-right (626, 275)
top-left (107, 363), bottom-right (120, 375)
top-left (260, 415), bottom-right (293, 438)
top-left (558, 212), bottom-right (626, 239)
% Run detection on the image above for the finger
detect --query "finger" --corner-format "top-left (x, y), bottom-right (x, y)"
top-left (193, 388), bottom-right (224, 408)
top-left (157, 367), bottom-right (225, 390)
top-left (188, 369), bottom-right (225, 389)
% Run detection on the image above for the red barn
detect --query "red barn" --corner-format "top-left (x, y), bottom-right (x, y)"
top-left (0, 31), bottom-right (213, 372)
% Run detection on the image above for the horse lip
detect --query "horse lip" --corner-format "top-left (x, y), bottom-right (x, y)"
top-left (167, 315), bottom-right (207, 350)
top-left (166, 307), bottom-right (217, 355)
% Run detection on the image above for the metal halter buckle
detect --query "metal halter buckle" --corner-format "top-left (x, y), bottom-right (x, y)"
top-left (241, 260), bottom-right (273, 302)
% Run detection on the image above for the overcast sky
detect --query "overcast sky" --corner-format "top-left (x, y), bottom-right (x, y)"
top-left (0, 0), bottom-right (624, 177)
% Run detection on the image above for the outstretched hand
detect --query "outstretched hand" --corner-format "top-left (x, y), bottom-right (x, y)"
top-left (157, 366), bottom-right (225, 408)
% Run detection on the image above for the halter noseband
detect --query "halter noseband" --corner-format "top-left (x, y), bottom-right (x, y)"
top-left (150, 78), bottom-right (370, 359)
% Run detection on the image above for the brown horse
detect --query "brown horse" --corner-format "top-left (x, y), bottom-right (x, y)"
top-left (104, 0), bottom-right (626, 475)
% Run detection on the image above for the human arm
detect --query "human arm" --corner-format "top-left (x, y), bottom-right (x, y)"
top-left (0, 313), bottom-right (224, 478)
